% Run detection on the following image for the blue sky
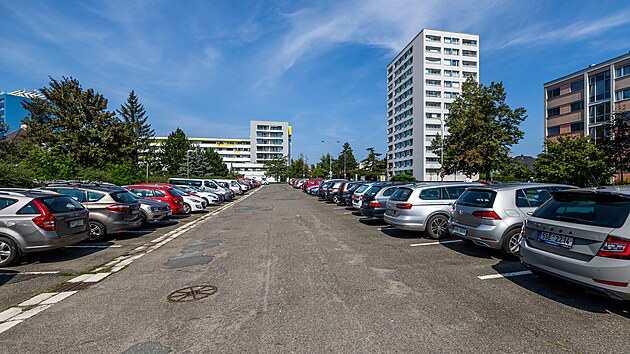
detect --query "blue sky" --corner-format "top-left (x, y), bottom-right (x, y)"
top-left (2, 0), bottom-right (630, 164)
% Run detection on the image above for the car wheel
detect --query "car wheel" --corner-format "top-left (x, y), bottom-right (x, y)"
top-left (183, 203), bottom-right (192, 214)
top-left (0, 236), bottom-right (20, 267)
top-left (202, 198), bottom-right (209, 207)
top-left (140, 211), bottom-right (149, 227)
top-left (426, 214), bottom-right (449, 239)
top-left (88, 221), bottom-right (106, 242)
top-left (501, 228), bottom-right (522, 258)
top-left (333, 194), bottom-right (340, 204)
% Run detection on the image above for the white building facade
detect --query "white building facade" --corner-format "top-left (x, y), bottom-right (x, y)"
top-left (386, 29), bottom-right (479, 181)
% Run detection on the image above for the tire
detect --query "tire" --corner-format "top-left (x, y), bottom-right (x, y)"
top-left (140, 211), bottom-right (150, 227)
top-left (183, 203), bottom-right (192, 214)
top-left (501, 228), bottom-right (523, 259)
top-left (425, 214), bottom-right (449, 239)
top-left (332, 194), bottom-right (341, 204)
top-left (88, 221), bottom-right (106, 242)
top-left (201, 198), bottom-right (208, 207)
top-left (0, 236), bottom-right (20, 267)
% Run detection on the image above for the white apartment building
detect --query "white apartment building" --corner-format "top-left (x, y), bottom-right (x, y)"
top-left (386, 29), bottom-right (479, 181)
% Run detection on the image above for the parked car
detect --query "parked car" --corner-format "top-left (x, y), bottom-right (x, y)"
top-left (384, 182), bottom-right (479, 239)
top-left (307, 185), bottom-right (319, 196)
top-left (325, 180), bottom-right (347, 203)
top-left (176, 185), bottom-right (220, 205)
top-left (0, 189), bottom-right (89, 266)
top-left (167, 178), bottom-right (232, 201)
top-left (449, 183), bottom-right (576, 257)
top-left (92, 183), bottom-right (172, 226)
top-left (42, 182), bottom-right (142, 241)
top-left (520, 187), bottom-right (630, 300)
top-left (215, 179), bottom-right (244, 195)
top-left (351, 183), bottom-right (379, 209)
top-left (360, 183), bottom-right (410, 220)
top-left (339, 182), bottom-right (365, 205)
top-left (125, 185), bottom-right (186, 215)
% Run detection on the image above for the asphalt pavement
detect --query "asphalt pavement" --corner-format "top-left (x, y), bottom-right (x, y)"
top-left (0, 184), bottom-right (628, 353)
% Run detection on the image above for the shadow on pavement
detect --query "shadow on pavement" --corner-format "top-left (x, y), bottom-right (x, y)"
top-left (0, 271), bottom-right (18, 286)
top-left (379, 226), bottom-right (421, 239)
top-left (440, 237), bottom-right (502, 260)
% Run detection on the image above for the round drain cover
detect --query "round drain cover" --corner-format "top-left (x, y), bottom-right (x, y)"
top-left (167, 285), bottom-right (217, 302)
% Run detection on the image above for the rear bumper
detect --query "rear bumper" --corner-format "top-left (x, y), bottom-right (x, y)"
top-left (520, 239), bottom-right (630, 300)
top-left (104, 217), bottom-right (142, 233)
top-left (360, 207), bottom-right (385, 218)
top-left (449, 221), bottom-right (504, 250)
top-left (21, 230), bottom-right (89, 253)
top-left (384, 214), bottom-right (425, 231)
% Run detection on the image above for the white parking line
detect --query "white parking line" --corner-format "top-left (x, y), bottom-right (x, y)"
top-left (0, 271), bottom-right (59, 276)
top-left (0, 320), bottom-right (23, 335)
top-left (410, 240), bottom-right (463, 247)
top-left (477, 270), bottom-right (532, 280)
top-left (66, 245), bottom-right (122, 249)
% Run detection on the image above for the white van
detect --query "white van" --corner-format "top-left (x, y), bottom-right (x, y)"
top-left (214, 179), bottom-right (244, 195)
top-left (168, 178), bottom-right (233, 200)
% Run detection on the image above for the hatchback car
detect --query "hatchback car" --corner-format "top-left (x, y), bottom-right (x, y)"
top-left (520, 187), bottom-right (630, 300)
top-left (0, 189), bottom-right (89, 266)
top-left (449, 183), bottom-right (575, 257)
top-left (125, 185), bottom-right (186, 215)
top-left (360, 183), bottom-right (410, 220)
top-left (351, 183), bottom-right (378, 209)
top-left (384, 182), bottom-right (479, 239)
top-left (41, 183), bottom-right (142, 242)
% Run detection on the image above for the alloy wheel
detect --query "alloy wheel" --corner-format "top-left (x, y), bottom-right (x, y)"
top-left (430, 216), bottom-right (448, 238)
top-left (0, 241), bottom-right (12, 263)
top-left (508, 232), bottom-right (522, 256)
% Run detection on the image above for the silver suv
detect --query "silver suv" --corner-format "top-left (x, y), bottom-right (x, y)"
top-left (520, 187), bottom-right (630, 300)
top-left (384, 182), bottom-right (480, 239)
top-left (0, 189), bottom-right (89, 266)
top-left (449, 183), bottom-right (575, 257)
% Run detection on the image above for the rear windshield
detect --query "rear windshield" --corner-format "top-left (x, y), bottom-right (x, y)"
top-left (533, 193), bottom-right (630, 228)
top-left (168, 189), bottom-right (186, 197)
top-left (111, 192), bottom-right (138, 204)
top-left (39, 196), bottom-right (84, 213)
top-left (364, 186), bottom-right (382, 197)
top-left (390, 188), bottom-right (413, 202)
top-left (457, 189), bottom-right (497, 208)
top-left (355, 185), bottom-right (370, 193)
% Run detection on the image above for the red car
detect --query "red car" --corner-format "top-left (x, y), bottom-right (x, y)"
top-left (302, 178), bottom-right (324, 192)
top-left (125, 185), bottom-right (186, 215)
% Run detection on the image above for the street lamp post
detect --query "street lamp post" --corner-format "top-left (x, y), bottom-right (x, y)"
top-left (321, 140), bottom-right (340, 178)
top-left (186, 149), bottom-right (194, 178)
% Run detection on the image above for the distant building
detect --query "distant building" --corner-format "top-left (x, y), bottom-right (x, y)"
top-left (386, 29), bottom-right (480, 181)
top-left (154, 120), bottom-right (292, 179)
top-left (544, 51), bottom-right (630, 143)
top-left (0, 90), bottom-right (44, 135)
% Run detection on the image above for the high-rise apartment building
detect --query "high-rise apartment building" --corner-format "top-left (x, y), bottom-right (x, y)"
top-left (544, 51), bottom-right (630, 143)
top-left (250, 120), bottom-right (291, 164)
top-left (0, 90), bottom-right (44, 135)
top-left (386, 29), bottom-right (479, 181)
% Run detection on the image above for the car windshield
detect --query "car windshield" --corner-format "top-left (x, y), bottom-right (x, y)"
top-left (364, 186), bottom-right (382, 197)
top-left (355, 185), bottom-right (370, 193)
top-left (533, 192), bottom-right (630, 228)
top-left (39, 196), bottom-right (84, 213)
top-left (110, 192), bottom-right (138, 204)
top-left (168, 189), bottom-right (186, 197)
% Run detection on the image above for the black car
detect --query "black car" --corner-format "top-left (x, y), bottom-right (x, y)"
top-left (339, 182), bottom-right (366, 205)
top-left (360, 182), bottom-right (409, 220)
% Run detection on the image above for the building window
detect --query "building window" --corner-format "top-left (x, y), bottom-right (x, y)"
top-left (444, 81), bottom-right (460, 88)
top-left (426, 57), bottom-right (441, 64)
top-left (444, 92), bottom-right (458, 99)
top-left (547, 125), bottom-right (560, 136)
top-left (444, 70), bottom-right (459, 77)
top-left (570, 101), bottom-right (583, 112)
top-left (444, 48), bottom-right (459, 55)
top-left (444, 37), bottom-right (459, 44)
top-left (463, 71), bottom-right (477, 79)
top-left (589, 102), bottom-right (611, 124)
top-left (426, 79), bottom-right (441, 86)
top-left (588, 71), bottom-right (611, 102)
top-left (462, 50), bottom-right (477, 57)
top-left (615, 64), bottom-right (630, 78)
top-left (426, 68), bottom-right (441, 75)
top-left (444, 59), bottom-right (459, 67)
top-left (615, 88), bottom-right (630, 101)
top-left (547, 107), bottom-right (560, 117)
top-left (547, 88), bottom-right (560, 98)
top-left (426, 102), bottom-right (441, 108)
top-left (426, 35), bottom-right (440, 42)
top-left (426, 124), bottom-right (442, 129)
top-left (426, 113), bottom-right (441, 119)
top-left (590, 125), bottom-right (610, 144)
top-left (570, 79), bottom-right (584, 92)
top-left (426, 46), bottom-right (441, 53)
top-left (463, 61), bottom-right (477, 68)
top-left (426, 90), bottom-right (441, 98)
top-left (570, 121), bottom-right (584, 132)
top-left (462, 39), bottom-right (477, 46)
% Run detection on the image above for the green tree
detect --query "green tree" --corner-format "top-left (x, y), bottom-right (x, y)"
top-left (205, 148), bottom-right (230, 177)
top-left (290, 157), bottom-right (309, 178)
top-left (0, 161), bottom-right (35, 188)
top-left (22, 76), bottom-right (133, 168)
top-left (602, 110), bottom-right (630, 183)
top-left (494, 160), bottom-right (533, 182)
top-left (390, 173), bottom-right (416, 182)
top-left (117, 90), bottom-right (155, 164)
top-left (311, 164), bottom-right (326, 178)
top-left (535, 136), bottom-right (611, 187)
top-left (434, 78), bottom-right (527, 178)
top-left (264, 157), bottom-right (289, 182)
top-left (359, 147), bottom-right (386, 179)
top-left (160, 128), bottom-right (190, 175)
top-left (334, 142), bottom-right (358, 178)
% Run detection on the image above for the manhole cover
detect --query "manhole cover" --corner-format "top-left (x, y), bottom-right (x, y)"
top-left (167, 285), bottom-right (217, 302)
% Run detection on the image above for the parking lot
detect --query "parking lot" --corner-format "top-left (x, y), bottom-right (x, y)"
top-left (0, 184), bottom-right (628, 352)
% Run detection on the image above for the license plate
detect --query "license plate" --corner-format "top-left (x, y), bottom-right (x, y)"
top-left (386, 209), bottom-right (396, 216)
top-left (68, 219), bottom-right (84, 228)
top-left (452, 226), bottom-right (467, 236)
top-left (537, 231), bottom-right (574, 248)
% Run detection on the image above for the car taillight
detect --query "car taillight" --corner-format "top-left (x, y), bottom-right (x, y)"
top-left (328, 188), bottom-right (333, 193)
top-left (32, 199), bottom-right (55, 231)
top-left (597, 236), bottom-right (630, 259)
top-left (106, 204), bottom-right (131, 212)
top-left (319, 188), bottom-right (323, 191)
top-left (472, 211), bottom-right (502, 220)
top-left (396, 203), bottom-right (412, 209)
top-left (368, 201), bottom-right (382, 207)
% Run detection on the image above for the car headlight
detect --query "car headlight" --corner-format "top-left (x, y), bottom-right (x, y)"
top-left (150, 207), bottom-right (159, 212)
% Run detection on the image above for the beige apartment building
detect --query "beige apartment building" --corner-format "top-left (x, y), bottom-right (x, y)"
top-left (544, 51), bottom-right (630, 143)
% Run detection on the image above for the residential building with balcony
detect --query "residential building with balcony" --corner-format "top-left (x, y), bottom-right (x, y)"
top-left (386, 29), bottom-right (479, 181)
top-left (544, 51), bottom-right (630, 143)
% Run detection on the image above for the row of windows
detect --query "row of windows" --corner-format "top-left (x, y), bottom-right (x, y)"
top-left (394, 139), bottom-right (413, 149)
top-left (257, 147), bottom-right (283, 152)
top-left (426, 101), bottom-right (441, 108)
top-left (394, 67), bottom-right (413, 86)
top-left (616, 64), bottom-right (630, 78)
top-left (589, 71), bottom-right (611, 103)
top-left (425, 35), bottom-right (477, 46)
top-left (426, 157), bottom-right (440, 163)
top-left (391, 46), bottom-right (413, 70)
top-left (395, 88), bottom-right (413, 103)
top-left (615, 88), bottom-right (630, 101)
top-left (393, 170), bottom-right (414, 175)
top-left (393, 149), bottom-right (413, 159)
top-left (256, 139), bottom-right (283, 145)
top-left (590, 102), bottom-right (611, 124)
top-left (547, 100), bottom-right (584, 117)
top-left (547, 79), bottom-right (584, 99)
top-left (256, 125), bottom-right (283, 131)
top-left (394, 129), bottom-right (413, 140)
top-left (395, 98), bottom-right (413, 113)
top-left (394, 159), bottom-right (413, 168)
top-left (426, 135), bottom-right (437, 142)
top-left (394, 77), bottom-right (412, 95)
top-left (547, 121), bottom-right (584, 136)
top-left (394, 57), bottom-right (413, 77)
top-left (394, 118), bottom-right (413, 132)
top-left (392, 107), bottom-right (413, 123)
top-left (426, 80), bottom-right (461, 88)
top-left (425, 47), bottom-right (477, 57)
top-left (256, 132), bottom-right (283, 137)
top-left (426, 123), bottom-right (442, 130)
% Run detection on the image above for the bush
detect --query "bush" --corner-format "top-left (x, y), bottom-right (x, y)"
top-left (390, 174), bottom-right (416, 182)
top-left (0, 162), bottom-right (36, 188)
